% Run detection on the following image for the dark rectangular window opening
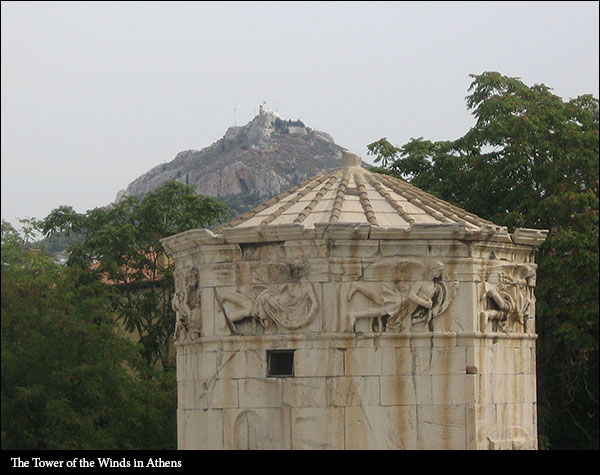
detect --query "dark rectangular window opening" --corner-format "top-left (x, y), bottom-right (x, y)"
top-left (267, 350), bottom-right (295, 378)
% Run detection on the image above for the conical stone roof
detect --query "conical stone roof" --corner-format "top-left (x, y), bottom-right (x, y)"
top-left (168, 152), bottom-right (547, 247)
top-left (219, 151), bottom-right (495, 231)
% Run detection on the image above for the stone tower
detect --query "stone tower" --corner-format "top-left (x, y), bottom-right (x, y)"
top-left (161, 152), bottom-right (547, 450)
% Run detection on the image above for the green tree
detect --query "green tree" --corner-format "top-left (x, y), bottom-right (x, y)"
top-left (1, 221), bottom-right (176, 449)
top-left (38, 180), bottom-right (231, 370)
top-left (368, 72), bottom-right (599, 450)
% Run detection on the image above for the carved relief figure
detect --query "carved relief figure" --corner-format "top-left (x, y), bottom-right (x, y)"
top-left (348, 261), bottom-right (457, 333)
top-left (172, 267), bottom-right (202, 340)
top-left (521, 266), bottom-right (537, 332)
top-left (215, 288), bottom-right (258, 334)
top-left (252, 258), bottom-right (318, 330)
top-left (216, 258), bottom-right (319, 335)
top-left (480, 264), bottom-right (537, 333)
top-left (252, 281), bottom-right (319, 331)
top-left (172, 290), bottom-right (188, 340)
top-left (480, 268), bottom-right (513, 332)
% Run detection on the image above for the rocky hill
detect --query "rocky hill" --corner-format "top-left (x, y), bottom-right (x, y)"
top-left (115, 108), bottom-right (351, 214)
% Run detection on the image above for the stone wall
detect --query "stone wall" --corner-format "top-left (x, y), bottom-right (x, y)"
top-left (175, 335), bottom-right (536, 449)
top-left (164, 224), bottom-right (541, 449)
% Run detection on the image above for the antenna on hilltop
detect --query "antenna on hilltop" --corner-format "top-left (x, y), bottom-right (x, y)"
top-left (233, 101), bottom-right (237, 126)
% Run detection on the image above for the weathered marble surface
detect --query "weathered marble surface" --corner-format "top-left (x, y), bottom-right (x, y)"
top-left (165, 231), bottom-right (540, 339)
top-left (163, 230), bottom-right (542, 450)
top-left (161, 153), bottom-right (546, 450)
top-left (174, 332), bottom-right (537, 450)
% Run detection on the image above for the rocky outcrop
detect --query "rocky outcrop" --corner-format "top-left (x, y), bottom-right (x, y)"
top-left (115, 110), bottom-right (350, 213)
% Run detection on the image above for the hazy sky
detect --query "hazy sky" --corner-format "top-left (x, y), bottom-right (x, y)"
top-left (2, 1), bottom-right (599, 229)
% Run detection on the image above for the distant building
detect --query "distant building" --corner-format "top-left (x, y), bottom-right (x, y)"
top-left (258, 102), bottom-right (280, 118)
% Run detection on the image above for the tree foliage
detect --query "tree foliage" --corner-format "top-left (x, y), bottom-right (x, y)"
top-left (1, 222), bottom-right (175, 449)
top-left (2, 181), bottom-right (230, 449)
top-left (368, 72), bottom-right (599, 449)
top-left (38, 180), bottom-right (231, 369)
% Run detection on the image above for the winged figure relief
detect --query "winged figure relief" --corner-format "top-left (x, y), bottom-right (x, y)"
top-left (216, 258), bottom-right (319, 334)
top-left (349, 260), bottom-right (458, 333)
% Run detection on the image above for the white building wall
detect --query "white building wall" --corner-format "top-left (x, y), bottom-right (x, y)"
top-left (167, 231), bottom-right (539, 450)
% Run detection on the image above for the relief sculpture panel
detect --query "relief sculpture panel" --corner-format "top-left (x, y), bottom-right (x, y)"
top-left (215, 258), bottom-right (319, 335)
top-left (347, 260), bottom-right (459, 333)
top-left (172, 266), bottom-right (202, 341)
top-left (479, 264), bottom-right (537, 333)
